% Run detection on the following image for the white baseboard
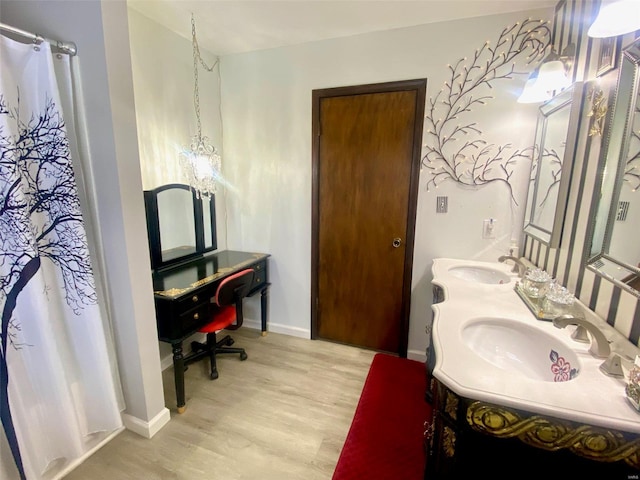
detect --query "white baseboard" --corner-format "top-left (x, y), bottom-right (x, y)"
top-left (243, 319), bottom-right (310, 339)
top-left (51, 426), bottom-right (125, 480)
top-left (159, 322), bottom-right (421, 367)
top-left (160, 323), bottom-right (310, 371)
top-left (407, 349), bottom-right (427, 363)
top-left (160, 353), bottom-right (174, 371)
top-left (122, 407), bottom-right (171, 439)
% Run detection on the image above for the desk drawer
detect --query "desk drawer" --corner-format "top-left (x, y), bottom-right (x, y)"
top-left (177, 287), bottom-right (211, 311)
top-left (252, 260), bottom-right (267, 288)
top-left (179, 303), bottom-right (210, 334)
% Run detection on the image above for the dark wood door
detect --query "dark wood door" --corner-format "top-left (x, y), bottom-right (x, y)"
top-left (311, 80), bottom-right (426, 355)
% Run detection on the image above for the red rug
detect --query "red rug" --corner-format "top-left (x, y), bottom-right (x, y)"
top-left (332, 353), bottom-right (432, 480)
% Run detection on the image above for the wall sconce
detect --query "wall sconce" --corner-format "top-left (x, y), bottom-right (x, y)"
top-left (518, 71), bottom-right (553, 103)
top-left (517, 44), bottom-right (574, 104)
top-left (588, 0), bottom-right (640, 38)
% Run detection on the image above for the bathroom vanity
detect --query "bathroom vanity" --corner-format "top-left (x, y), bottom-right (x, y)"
top-left (425, 258), bottom-right (640, 478)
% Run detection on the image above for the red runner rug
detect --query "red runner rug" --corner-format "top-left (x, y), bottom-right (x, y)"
top-left (332, 353), bottom-right (433, 480)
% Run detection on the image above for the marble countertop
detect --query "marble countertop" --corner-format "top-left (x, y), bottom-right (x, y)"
top-left (431, 257), bottom-right (640, 434)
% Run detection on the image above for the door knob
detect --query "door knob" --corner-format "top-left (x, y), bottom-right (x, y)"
top-left (392, 238), bottom-right (402, 248)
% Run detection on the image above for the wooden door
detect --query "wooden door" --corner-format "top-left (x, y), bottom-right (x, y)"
top-left (311, 80), bottom-right (426, 356)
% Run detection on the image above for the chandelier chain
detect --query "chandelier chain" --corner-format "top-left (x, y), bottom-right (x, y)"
top-left (191, 14), bottom-right (219, 141)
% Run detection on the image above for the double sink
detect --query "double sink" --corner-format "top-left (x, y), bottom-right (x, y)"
top-left (431, 257), bottom-right (640, 433)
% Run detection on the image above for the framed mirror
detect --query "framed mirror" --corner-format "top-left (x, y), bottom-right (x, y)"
top-left (144, 183), bottom-right (217, 270)
top-left (524, 82), bottom-right (585, 247)
top-left (588, 38), bottom-right (640, 294)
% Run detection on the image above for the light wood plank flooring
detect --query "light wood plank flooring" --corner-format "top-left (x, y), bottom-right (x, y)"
top-left (65, 329), bottom-right (377, 480)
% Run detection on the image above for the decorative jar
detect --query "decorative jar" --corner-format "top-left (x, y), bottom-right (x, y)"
top-left (542, 282), bottom-right (575, 317)
top-left (522, 268), bottom-right (551, 299)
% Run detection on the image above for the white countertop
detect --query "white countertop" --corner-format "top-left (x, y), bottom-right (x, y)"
top-left (431, 257), bottom-right (640, 434)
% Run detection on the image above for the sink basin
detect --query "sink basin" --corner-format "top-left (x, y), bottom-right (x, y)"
top-left (448, 266), bottom-right (511, 285)
top-left (461, 318), bottom-right (580, 382)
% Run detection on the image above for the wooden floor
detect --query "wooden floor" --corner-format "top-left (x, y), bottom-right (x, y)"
top-left (66, 329), bottom-right (377, 480)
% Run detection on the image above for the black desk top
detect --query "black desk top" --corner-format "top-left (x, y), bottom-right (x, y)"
top-left (152, 250), bottom-right (270, 299)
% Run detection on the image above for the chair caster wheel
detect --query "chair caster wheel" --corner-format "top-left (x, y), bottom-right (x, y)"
top-left (210, 371), bottom-right (219, 380)
top-left (227, 338), bottom-right (235, 346)
top-left (240, 352), bottom-right (248, 361)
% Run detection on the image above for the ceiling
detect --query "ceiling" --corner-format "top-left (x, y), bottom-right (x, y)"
top-left (127, 0), bottom-right (558, 56)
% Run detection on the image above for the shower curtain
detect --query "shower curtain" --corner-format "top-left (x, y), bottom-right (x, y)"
top-left (0, 34), bottom-right (123, 480)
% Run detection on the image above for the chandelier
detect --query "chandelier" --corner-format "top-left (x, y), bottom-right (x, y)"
top-left (180, 14), bottom-right (221, 198)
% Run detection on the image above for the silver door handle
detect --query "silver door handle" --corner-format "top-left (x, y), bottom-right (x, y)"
top-left (392, 238), bottom-right (402, 248)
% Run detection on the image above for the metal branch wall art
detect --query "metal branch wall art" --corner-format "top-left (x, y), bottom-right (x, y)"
top-left (528, 145), bottom-right (563, 206)
top-left (537, 148), bottom-right (563, 207)
top-left (422, 19), bottom-right (552, 204)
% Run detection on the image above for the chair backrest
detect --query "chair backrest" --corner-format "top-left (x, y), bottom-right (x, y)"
top-left (215, 268), bottom-right (255, 307)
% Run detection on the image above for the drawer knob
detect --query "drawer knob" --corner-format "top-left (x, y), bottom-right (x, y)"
top-left (193, 313), bottom-right (199, 320)
top-left (192, 295), bottom-right (199, 302)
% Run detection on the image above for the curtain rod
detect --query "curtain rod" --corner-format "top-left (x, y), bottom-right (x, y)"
top-left (0, 22), bottom-right (77, 56)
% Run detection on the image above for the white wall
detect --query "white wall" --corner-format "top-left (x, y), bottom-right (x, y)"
top-left (1, 0), bottom-right (169, 437)
top-left (127, 9), bottom-right (224, 192)
top-left (219, 8), bottom-right (553, 358)
top-left (126, 9), bottom-right (228, 362)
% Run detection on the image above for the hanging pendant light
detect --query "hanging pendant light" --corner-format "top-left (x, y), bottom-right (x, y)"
top-left (180, 14), bottom-right (221, 198)
top-left (588, 0), bottom-right (640, 38)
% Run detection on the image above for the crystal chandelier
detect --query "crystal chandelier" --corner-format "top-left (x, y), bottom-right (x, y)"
top-left (180, 14), bottom-right (221, 198)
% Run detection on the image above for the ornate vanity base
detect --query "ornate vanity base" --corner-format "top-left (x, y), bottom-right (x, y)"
top-left (425, 379), bottom-right (640, 478)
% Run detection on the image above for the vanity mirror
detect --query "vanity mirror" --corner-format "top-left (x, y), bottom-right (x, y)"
top-left (524, 82), bottom-right (585, 247)
top-left (144, 183), bottom-right (217, 270)
top-left (588, 37), bottom-right (640, 294)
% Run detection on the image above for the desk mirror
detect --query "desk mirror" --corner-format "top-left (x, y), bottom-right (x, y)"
top-left (524, 82), bottom-right (584, 247)
top-left (588, 37), bottom-right (640, 294)
top-left (144, 183), bottom-right (217, 270)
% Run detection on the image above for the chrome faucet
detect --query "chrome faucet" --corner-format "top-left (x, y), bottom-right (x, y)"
top-left (498, 255), bottom-right (527, 277)
top-left (552, 314), bottom-right (611, 358)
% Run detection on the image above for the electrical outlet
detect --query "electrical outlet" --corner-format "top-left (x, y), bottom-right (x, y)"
top-left (436, 196), bottom-right (448, 213)
top-left (483, 219), bottom-right (496, 239)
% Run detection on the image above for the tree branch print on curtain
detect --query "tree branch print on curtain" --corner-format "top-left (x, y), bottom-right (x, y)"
top-left (0, 92), bottom-right (96, 480)
top-left (421, 19), bottom-right (552, 205)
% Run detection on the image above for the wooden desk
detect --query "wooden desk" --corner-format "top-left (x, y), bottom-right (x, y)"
top-left (152, 250), bottom-right (271, 412)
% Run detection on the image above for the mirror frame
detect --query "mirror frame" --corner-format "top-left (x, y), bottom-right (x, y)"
top-left (587, 37), bottom-right (640, 294)
top-left (524, 82), bottom-right (585, 247)
top-left (144, 183), bottom-right (217, 270)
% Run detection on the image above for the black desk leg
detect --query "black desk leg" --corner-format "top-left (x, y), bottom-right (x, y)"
top-left (260, 285), bottom-right (269, 336)
top-left (172, 341), bottom-right (186, 413)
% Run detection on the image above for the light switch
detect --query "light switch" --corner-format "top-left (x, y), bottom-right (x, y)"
top-left (483, 218), bottom-right (496, 239)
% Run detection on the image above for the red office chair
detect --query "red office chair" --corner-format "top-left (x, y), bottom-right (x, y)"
top-left (186, 268), bottom-right (255, 380)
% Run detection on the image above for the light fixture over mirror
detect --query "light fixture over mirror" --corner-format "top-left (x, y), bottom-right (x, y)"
top-left (180, 14), bottom-right (222, 199)
top-left (518, 71), bottom-right (553, 104)
top-left (588, 0), bottom-right (640, 38)
top-left (518, 44), bottom-right (575, 104)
